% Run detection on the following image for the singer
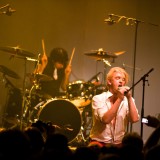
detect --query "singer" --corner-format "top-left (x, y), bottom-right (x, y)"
top-left (89, 67), bottom-right (139, 147)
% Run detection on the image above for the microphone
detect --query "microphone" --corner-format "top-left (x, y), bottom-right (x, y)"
top-left (4, 6), bottom-right (16, 16)
top-left (88, 72), bottom-right (101, 82)
top-left (104, 15), bottom-right (116, 25)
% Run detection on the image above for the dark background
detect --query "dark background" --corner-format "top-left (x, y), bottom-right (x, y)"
top-left (0, 0), bottom-right (159, 142)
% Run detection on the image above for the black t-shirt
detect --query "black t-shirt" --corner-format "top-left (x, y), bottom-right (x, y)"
top-left (40, 64), bottom-right (65, 98)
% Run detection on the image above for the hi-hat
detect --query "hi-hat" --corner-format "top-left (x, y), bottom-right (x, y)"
top-left (0, 46), bottom-right (35, 58)
top-left (0, 65), bottom-right (20, 79)
top-left (84, 48), bottom-right (125, 60)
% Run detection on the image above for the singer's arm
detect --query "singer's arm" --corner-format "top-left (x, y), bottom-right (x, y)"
top-left (126, 90), bottom-right (139, 123)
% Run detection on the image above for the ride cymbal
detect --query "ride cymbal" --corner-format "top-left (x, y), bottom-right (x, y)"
top-left (0, 65), bottom-right (20, 79)
top-left (84, 48), bottom-right (125, 60)
top-left (0, 46), bottom-right (35, 58)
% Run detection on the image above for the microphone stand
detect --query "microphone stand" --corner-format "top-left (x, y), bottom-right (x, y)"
top-left (105, 13), bottom-right (158, 132)
top-left (128, 19), bottom-right (158, 132)
top-left (129, 18), bottom-right (139, 132)
top-left (125, 68), bottom-right (154, 138)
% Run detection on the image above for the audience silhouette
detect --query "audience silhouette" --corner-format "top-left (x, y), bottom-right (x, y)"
top-left (0, 120), bottom-right (159, 160)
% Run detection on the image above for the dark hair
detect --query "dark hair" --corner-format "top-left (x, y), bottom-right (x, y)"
top-left (49, 47), bottom-right (68, 65)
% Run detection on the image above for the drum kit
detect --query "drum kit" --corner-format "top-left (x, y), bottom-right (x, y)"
top-left (0, 45), bottom-right (124, 144)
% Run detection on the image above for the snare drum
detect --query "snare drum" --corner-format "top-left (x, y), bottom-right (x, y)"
top-left (30, 98), bottom-right (82, 143)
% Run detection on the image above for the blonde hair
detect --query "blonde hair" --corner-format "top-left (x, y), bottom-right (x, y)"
top-left (106, 67), bottom-right (129, 86)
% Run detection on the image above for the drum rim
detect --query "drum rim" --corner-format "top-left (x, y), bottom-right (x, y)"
top-left (31, 98), bottom-right (82, 143)
top-left (68, 80), bottom-right (85, 85)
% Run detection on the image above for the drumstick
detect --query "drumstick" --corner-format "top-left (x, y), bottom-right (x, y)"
top-left (41, 39), bottom-right (46, 55)
top-left (69, 47), bottom-right (75, 65)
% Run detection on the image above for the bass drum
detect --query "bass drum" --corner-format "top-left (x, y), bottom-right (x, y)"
top-left (30, 98), bottom-right (82, 143)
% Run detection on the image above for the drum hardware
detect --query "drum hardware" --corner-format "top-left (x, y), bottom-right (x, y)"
top-left (0, 74), bottom-right (18, 90)
top-left (66, 80), bottom-right (95, 100)
top-left (85, 48), bottom-right (125, 84)
top-left (95, 84), bottom-right (108, 95)
top-left (0, 45), bottom-right (36, 130)
top-left (22, 48), bottom-right (53, 125)
top-left (22, 79), bottom-right (45, 125)
top-left (2, 114), bottom-right (20, 129)
top-left (29, 98), bottom-right (89, 144)
top-left (84, 48), bottom-right (125, 61)
top-left (32, 73), bottom-right (53, 83)
top-left (82, 114), bottom-right (92, 139)
top-left (0, 65), bottom-right (20, 79)
top-left (0, 46), bottom-right (35, 58)
top-left (0, 72), bottom-right (22, 129)
top-left (0, 4), bottom-right (16, 16)
top-left (73, 126), bottom-right (87, 144)
top-left (65, 80), bottom-right (95, 145)
top-left (0, 45), bottom-right (41, 129)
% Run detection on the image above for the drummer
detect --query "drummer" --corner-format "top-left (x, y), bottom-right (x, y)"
top-left (34, 47), bottom-right (72, 98)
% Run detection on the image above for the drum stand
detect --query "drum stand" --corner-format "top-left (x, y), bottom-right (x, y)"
top-left (23, 79), bottom-right (41, 125)
top-left (75, 127), bottom-right (87, 144)
top-left (71, 110), bottom-right (92, 146)
top-left (70, 125), bottom-right (87, 147)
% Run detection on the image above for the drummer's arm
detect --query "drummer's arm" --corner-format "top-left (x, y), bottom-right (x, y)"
top-left (60, 64), bottom-right (71, 91)
top-left (34, 53), bottom-right (48, 74)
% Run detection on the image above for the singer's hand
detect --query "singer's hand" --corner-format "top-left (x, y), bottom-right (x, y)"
top-left (117, 86), bottom-right (131, 98)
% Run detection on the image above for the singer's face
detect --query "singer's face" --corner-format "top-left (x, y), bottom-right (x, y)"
top-left (108, 72), bottom-right (126, 91)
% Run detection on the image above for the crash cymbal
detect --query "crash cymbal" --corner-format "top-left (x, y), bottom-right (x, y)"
top-left (33, 73), bottom-right (53, 82)
top-left (0, 46), bottom-right (35, 58)
top-left (0, 65), bottom-right (20, 79)
top-left (84, 48), bottom-right (125, 60)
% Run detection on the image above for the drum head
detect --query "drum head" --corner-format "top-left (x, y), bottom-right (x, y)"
top-left (37, 99), bottom-right (82, 143)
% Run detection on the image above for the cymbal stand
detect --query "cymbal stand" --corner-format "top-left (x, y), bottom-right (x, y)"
top-left (26, 79), bottom-right (41, 124)
top-left (19, 58), bottom-right (27, 130)
top-left (19, 53), bottom-right (40, 129)
top-left (102, 59), bottom-right (111, 84)
top-left (20, 57), bottom-right (35, 129)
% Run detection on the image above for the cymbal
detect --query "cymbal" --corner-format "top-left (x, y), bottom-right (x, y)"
top-left (33, 73), bottom-right (53, 82)
top-left (84, 49), bottom-right (125, 60)
top-left (0, 65), bottom-right (20, 79)
top-left (0, 46), bottom-right (35, 58)
top-left (3, 116), bottom-right (20, 125)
